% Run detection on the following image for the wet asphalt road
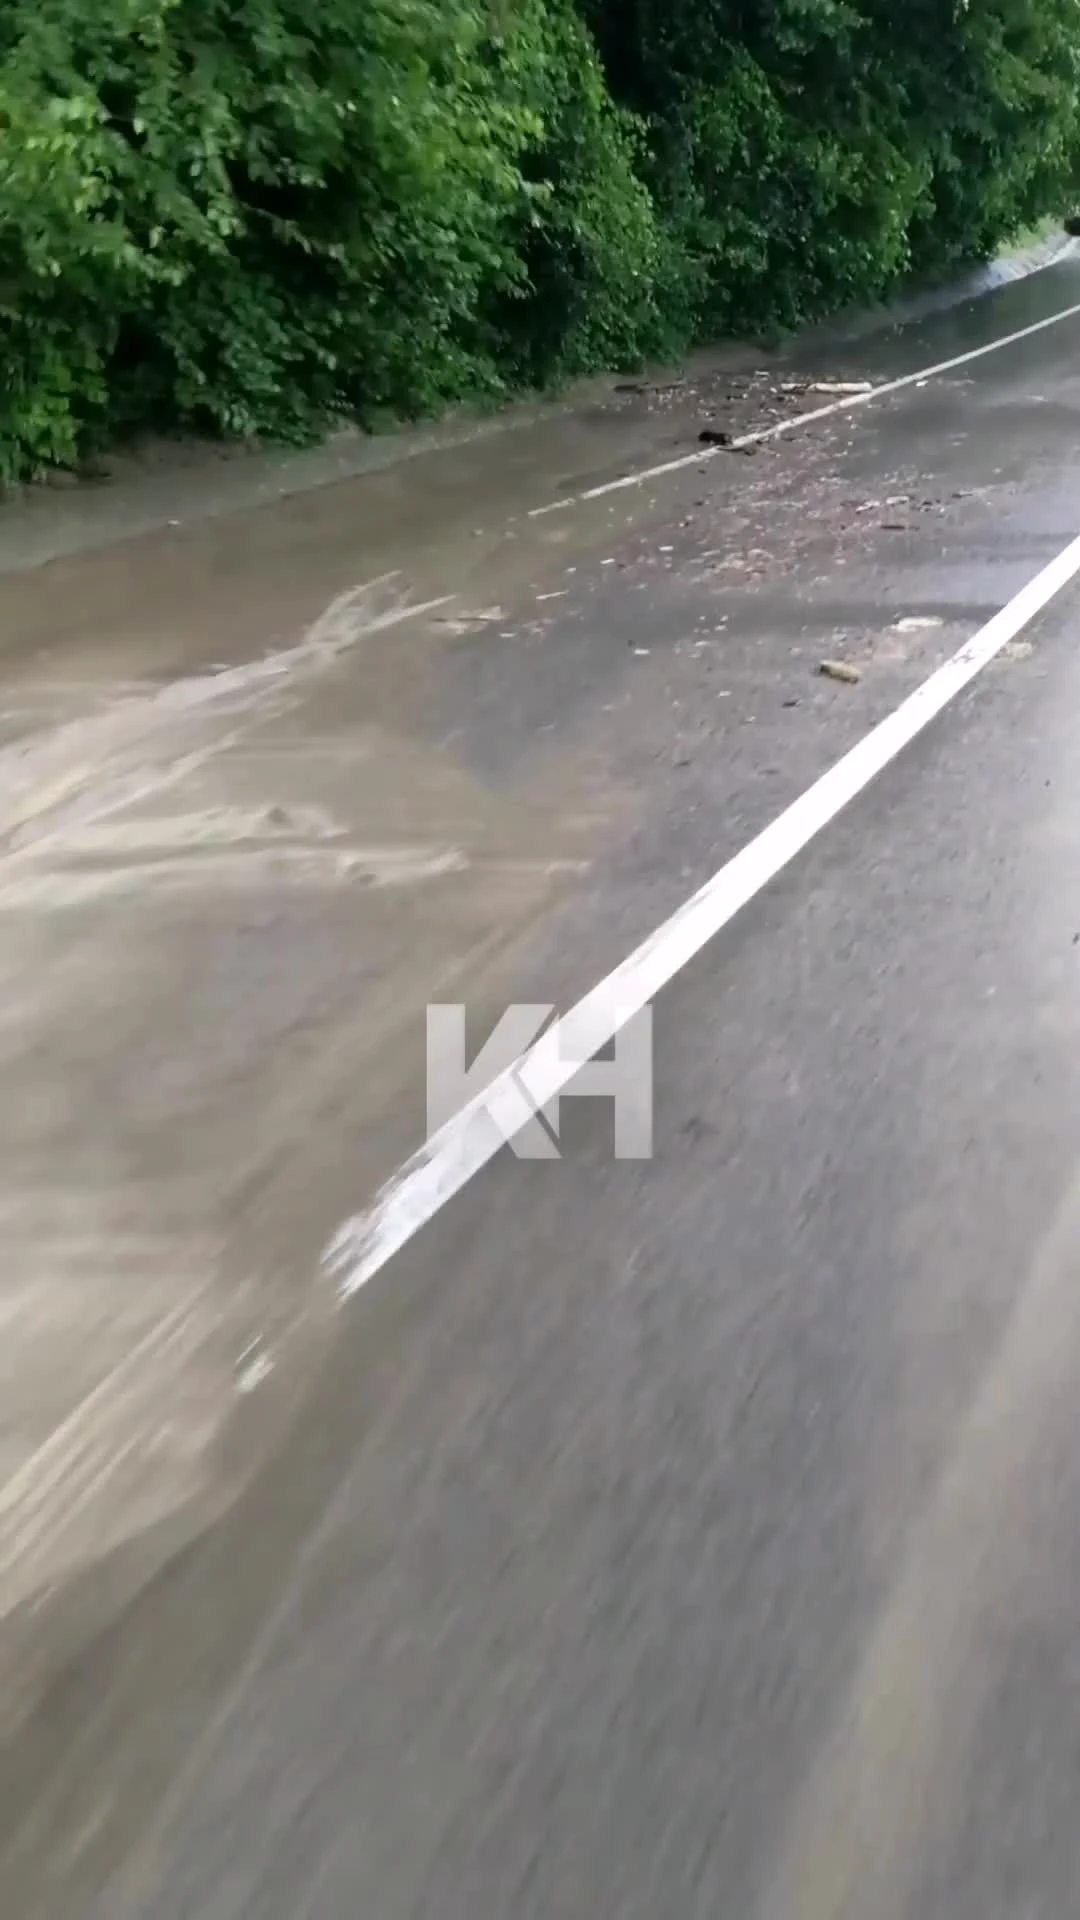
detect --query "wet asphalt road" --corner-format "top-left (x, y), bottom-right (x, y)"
top-left (5, 259), bottom-right (1080, 1917)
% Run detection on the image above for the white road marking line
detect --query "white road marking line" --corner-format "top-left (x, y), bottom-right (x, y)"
top-left (527, 293), bottom-right (1080, 514)
top-left (327, 528), bottom-right (1080, 1299)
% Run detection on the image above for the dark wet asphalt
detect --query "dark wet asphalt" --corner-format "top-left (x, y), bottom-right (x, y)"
top-left (6, 260), bottom-right (1080, 1919)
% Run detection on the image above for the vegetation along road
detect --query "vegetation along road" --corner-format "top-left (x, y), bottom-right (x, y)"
top-left (2, 3), bottom-right (1080, 1916)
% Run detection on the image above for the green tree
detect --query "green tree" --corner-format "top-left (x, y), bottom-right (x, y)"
top-left (0, 0), bottom-right (1077, 479)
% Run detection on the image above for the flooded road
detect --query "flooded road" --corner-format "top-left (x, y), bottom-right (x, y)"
top-left (3, 254), bottom-right (1080, 1916)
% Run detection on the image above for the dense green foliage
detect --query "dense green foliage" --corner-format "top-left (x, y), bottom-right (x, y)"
top-left (0, 0), bottom-right (1078, 478)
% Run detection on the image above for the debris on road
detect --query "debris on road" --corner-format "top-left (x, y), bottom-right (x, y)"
top-left (614, 379), bottom-right (686, 396)
top-left (818, 659), bottom-right (862, 684)
top-left (812, 380), bottom-right (874, 394)
top-left (433, 606), bottom-right (505, 635)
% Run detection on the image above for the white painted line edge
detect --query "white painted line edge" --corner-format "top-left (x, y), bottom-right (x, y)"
top-left (327, 529), bottom-right (1080, 1300)
top-left (528, 293), bottom-right (1080, 514)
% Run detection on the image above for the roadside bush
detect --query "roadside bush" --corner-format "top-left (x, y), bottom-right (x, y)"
top-left (487, 0), bottom-right (687, 385)
top-left (0, 0), bottom-right (1078, 479)
top-left (0, 0), bottom-right (538, 473)
top-left (582, 0), bottom-right (1080, 331)
top-left (0, 0), bottom-right (677, 477)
